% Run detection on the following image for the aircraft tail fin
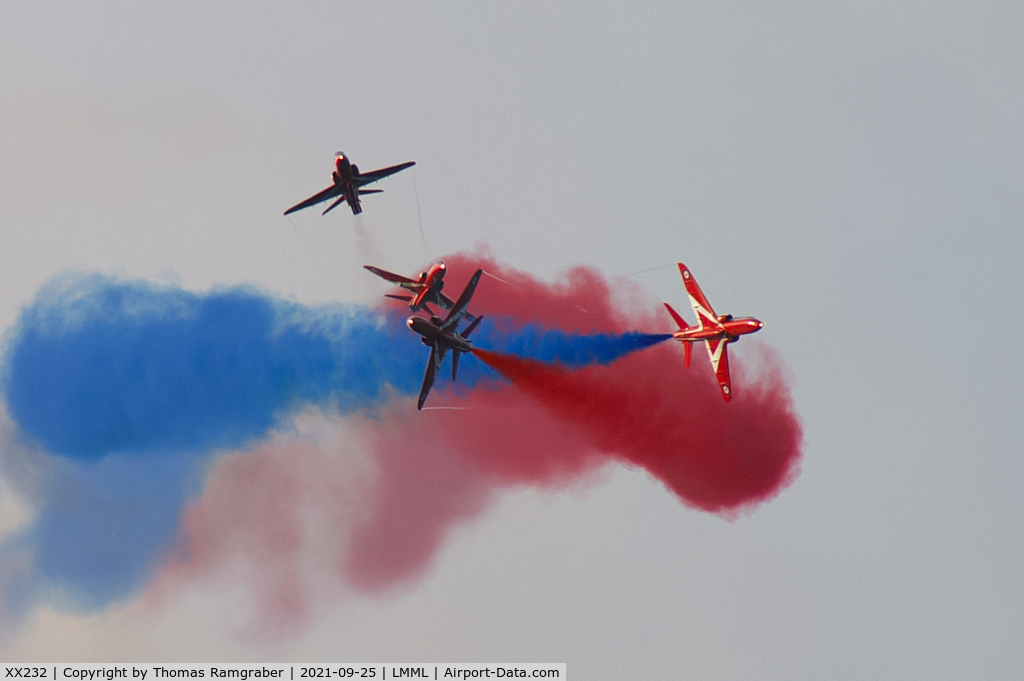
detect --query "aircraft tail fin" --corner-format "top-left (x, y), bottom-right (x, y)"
top-left (452, 350), bottom-right (460, 381)
top-left (664, 303), bottom-right (693, 368)
top-left (663, 303), bottom-right (689, 331)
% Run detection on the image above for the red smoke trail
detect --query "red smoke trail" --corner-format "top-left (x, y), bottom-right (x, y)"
top-left (152, 430), bottom-right (360, 640)
top-left (385, 247), bottom-right (640, 334)
top-left (471, 346), bottom-right (801, 513)
top-left (340, 385), bottom-right (613, 593)
top-left (342, 415), bottom-right (492, 591)
top-left (344, 250), bottom-right (802, 590)
top-left (161, 251), bottom-right (802, 628)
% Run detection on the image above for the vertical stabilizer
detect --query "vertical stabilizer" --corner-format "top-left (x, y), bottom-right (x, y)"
top-left (663, 302), bottom-right (689, 331)
top-left (664, 302), bottom-right (693, 368)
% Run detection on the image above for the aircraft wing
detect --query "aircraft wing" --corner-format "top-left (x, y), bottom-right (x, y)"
top-left (678, 263), bottom-right (722, 330)
top-left (417, 344), bottom-right (447, 410)
top-left (364, 265), bottom-right (419, 286)
top-left (284, 184), bottom-right (342, 215)
top-left (442, 269), bottom-right (483, 331)
top-left (704, 338), bottom-right (733, 401)
top-left (355, 161), bottom-right (416, 186)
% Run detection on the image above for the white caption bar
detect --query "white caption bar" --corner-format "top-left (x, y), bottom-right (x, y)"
top-left (2, 665), bottom-right (565, 681)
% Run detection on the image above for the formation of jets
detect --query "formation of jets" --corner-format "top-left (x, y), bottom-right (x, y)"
top-left (405, 269), bottom-right (484, 409)
top-left (287, 151), bottom-right (766, 406)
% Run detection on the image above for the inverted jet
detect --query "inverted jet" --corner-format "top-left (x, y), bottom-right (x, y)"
top-left (663, 263), bottom-right (763, 402)
top-left (364, 262), bottom-right (455, 315)
top-left (406, 269), bottom-right (485, 410)
top-left (284, 151), bottom-right (415, 216)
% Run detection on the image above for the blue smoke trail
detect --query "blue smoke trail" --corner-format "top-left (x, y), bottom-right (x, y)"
top-left (3, 274), bottom-right (422, 461)
top-left (1, 451), bottom-right (202, 610)
top-left (4, 275), bottom-right (668, 461)
top-left (0, 273), bottom-right (670, 614)
top-left (474, 323), bottom-right (671, 365)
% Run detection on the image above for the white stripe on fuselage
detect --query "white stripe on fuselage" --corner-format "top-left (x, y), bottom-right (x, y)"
top-left (704, 338), bottom-right (726, 373)
top-left (688, 296), bottom-right (723, 332)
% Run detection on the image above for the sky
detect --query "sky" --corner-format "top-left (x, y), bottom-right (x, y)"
top-left (1, 1), bottom-right (1022, 678)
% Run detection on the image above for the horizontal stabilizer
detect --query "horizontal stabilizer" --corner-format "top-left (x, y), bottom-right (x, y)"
top-left (462, 315), bottom-right (484, 338)
top-left (385, 294), bottom-right (413, 302)
top-left (322, 195), bottom-right (347, 215)
top-left (358, 189), bottom-right (383, 195)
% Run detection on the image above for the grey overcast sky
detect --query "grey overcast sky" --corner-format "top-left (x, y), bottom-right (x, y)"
top-left (1, 1), bottom-right (1022, 678)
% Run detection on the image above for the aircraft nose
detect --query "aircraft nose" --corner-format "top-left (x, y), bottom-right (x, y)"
top-left (406, 317), bottom-right (415, 328)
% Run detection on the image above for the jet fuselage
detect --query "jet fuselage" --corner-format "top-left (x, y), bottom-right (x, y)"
top-left (671, 316), bottom-right (763, 343)
top-left (411, 263), bottom-right (447, 310)
top-left (330, 152), bottom-right (363, 214)
top-left (407, 316), bottom-right (472, 354)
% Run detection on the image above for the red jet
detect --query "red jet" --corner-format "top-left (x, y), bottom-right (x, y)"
top-left (407, 269), bottom-right (484, 410)
top-left (663, 263), bottom-right (763, 402)
top-left (284, 151), bottom-right (415, 216)
top-left (364, 262), bottom-right (461, 316)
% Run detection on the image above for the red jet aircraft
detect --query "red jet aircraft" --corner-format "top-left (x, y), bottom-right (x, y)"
top-left (663, 263), bottom-right (763, 402)
top-left (406, 269), bottom-right (484, 410)
top-left (284, 151), bottom-right (415, 216)
top-left (364, 262), bottom-right (459, 316)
